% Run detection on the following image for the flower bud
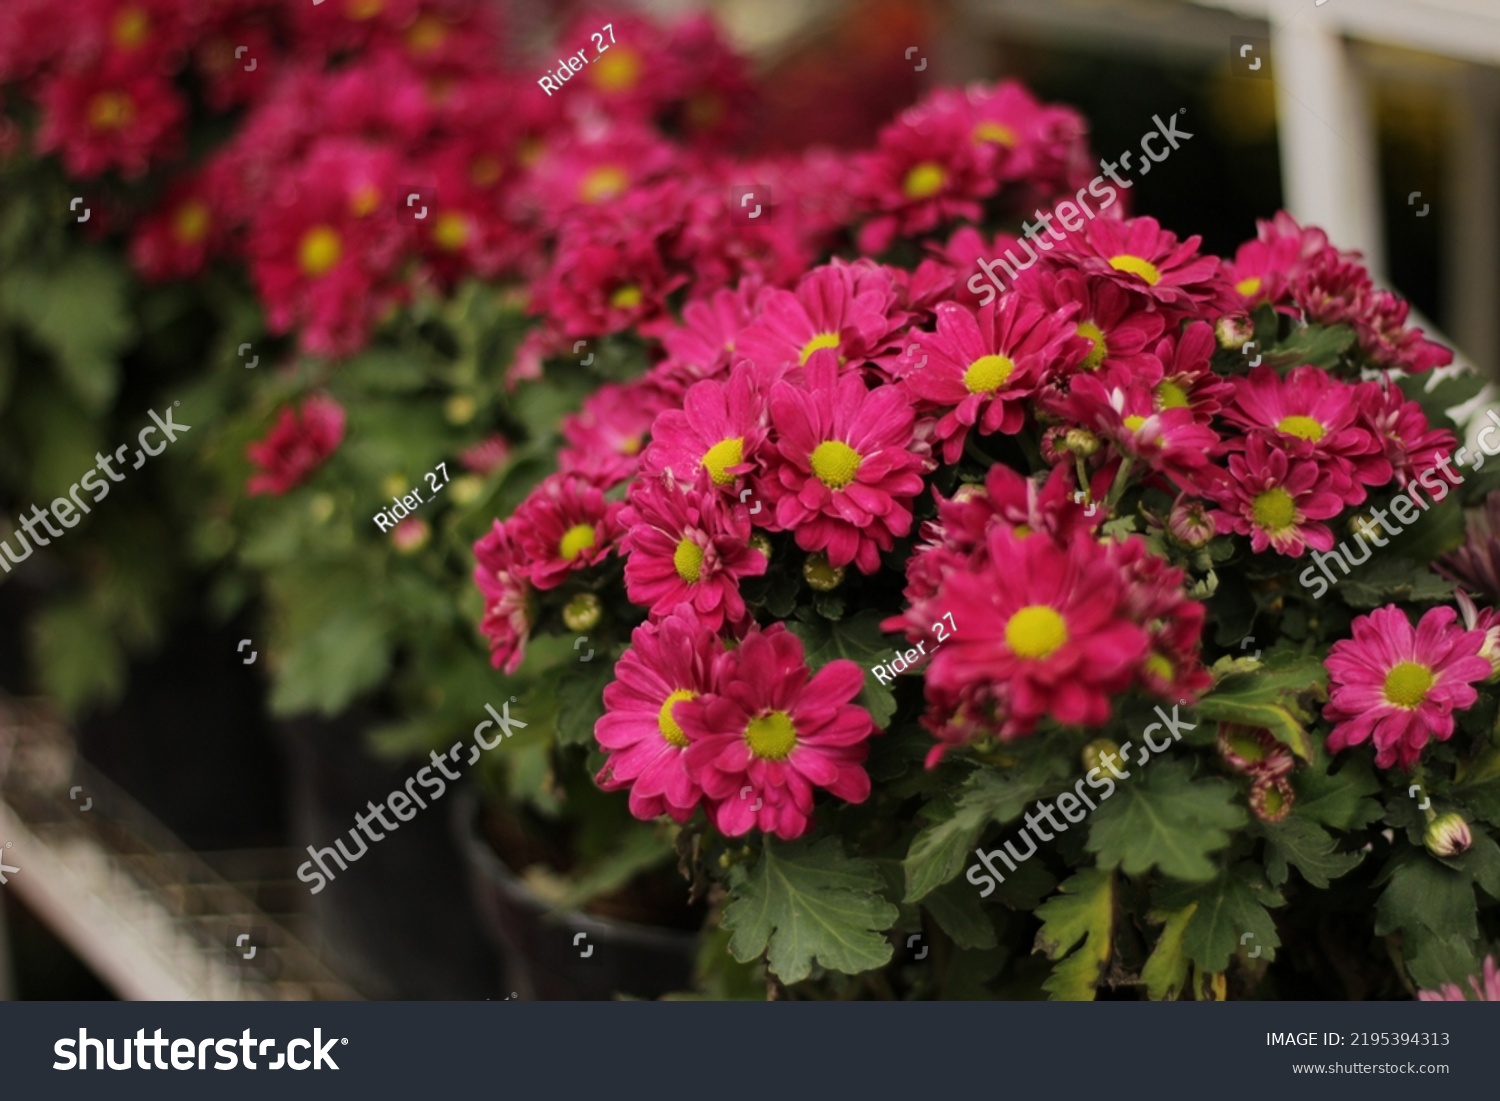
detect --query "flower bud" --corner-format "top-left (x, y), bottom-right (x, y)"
top-left (563, 591), bottom-right (602, 633)
top-left (392, 517), bottom-right (430, 554)
top-left (1425, 812), bottom-right (1473, 858)
top-left (1167, 499), bottom-right (1216, 549)
top-left (1249, 775), bottom-right (1294, 822)
top-left (803, 553), bottom-right (845, 591)
top-left (1082, 739), bottom-right (1121, 776)
top-left (446, 393), bottom-right (477, 425)
top-left (309, 492), bottom-right (336, 524)
top-left (1215, 315), bottom-right (1254, 351)
top-left (749, 533), bottom-right (773, 562)
top-left (449, 474), bottom-right (485, 506)
top-left (1063, 428), bottom-right (1100, 458)
top-left (1216, 724), bottom-right (1294, 778)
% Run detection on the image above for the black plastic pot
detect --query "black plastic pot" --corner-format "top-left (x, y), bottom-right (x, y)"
top-left (454, 789), bottom-right (700, 1000)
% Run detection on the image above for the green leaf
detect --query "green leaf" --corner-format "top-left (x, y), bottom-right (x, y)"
top-left (0, 254), bottom-right (131, 412)
top-left (552, 825), bottom-right (675, 911)
top-left (1405, 933), bottom-right (1484, 994)
top-left (786, 608), bottom-right (898, 728)
top-left (902, 756), bottom-right (1067, 902)
top-left (922, 877), bottom-right (997, 950)
top-left (1374, 848), bottom-right (1477, 942)
top-left (268, 605), bottom-right (393, 716)
top-left (1142, 904), bottom-right (1196, 1001)
top-left (555, 656), bottom-right (616, 747)
top-left (1338, 556), bottom-right (1455, 609)
top-left (1086, 760), bottom-right (1246, 882)
top-left (31, 599), bottom-right (126, 715)
top-left (724, 836), bottom-right (898, 984)
top-left (1154, 865), bottom-right (1285, 973)
top-left (1295, 751), bottom-right (1384, 831)
top-left (1197, 653), bottom-right (1328, 762)
top-left (1265, 323), bottom-right (1356, 370)
top-left (1033, 868), bottom-right (1115, 1001)
top-left (1257, 815), bottom-right (1364, 889)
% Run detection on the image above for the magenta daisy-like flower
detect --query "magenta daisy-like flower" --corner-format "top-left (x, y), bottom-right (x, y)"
top-left (1210, 434), bottom-right (1344, 557)
top-left (473, 519), bottom-right (532, 675)
top-left (901, 297), bottom-right (1084, 464)
top-left (594, 608), bottom-right (721, 824)
top-left (921, 526), bottom-right (1150, 740)
top-left (560, 376), bottom-right (678, 489)
top-left (1356, 377), bottom-right (1456, 492)
top-left (620, 470), bottom-right (767, 629)
top-left (1223, 365), bottom-right (1391, 505)
top-left (1057, 214), bottom-right (1232, 311)
top-left (678, 624), bottom-right (876, 840)
top-left (1060, 374), bottom-right (1223, 494)
top-left (1016, 267), bottom-right (1165, 382)
top-left (1323, 605), bottom-right (1491, 770)
top-left (510, 474), bottom-right (625, 591)
top-left (640, 363), bottom-right (768, 492)
top-left (766, 350), bottom-right (928, 574)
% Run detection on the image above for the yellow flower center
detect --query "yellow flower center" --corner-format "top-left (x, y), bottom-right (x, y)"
top-left (903, 162), bottom-right (947, 200)
top-left (433, 212), bottom-right (470, 251)
top-left (973, 121), bottom-right (1018, 146)
top-left (658, 689), bottom-right (696, 749)
top-left (745, 710), bottom-right (797, 760)
top-left (810, 440), bottom-right (862, 489)
top-left (406, 14), bottom-right (447, 54)
top-left (87, 91), bottom-right (135, 131)
top-left (1108, 254), bottom-right (1162, 286)
top-left (558, 523), bottom-right (597, 561)
top-left (578, 165), bottom-right (628, 204)
top-left (593, 47), bottom-right (642, 93)
top-left (1005, 605), bottom-right (1069, 660)
top-left (963, 354), bottom-right (1016, 394)
top-left (701, 437), bottom-right (744, 486)
top-left (1251, 487), bottom-right (1296, 533)
top-left (673, 537), bottom-right (705, 583)
top-left (1277, 415), bottom-right (1325, 442)
top-left (112, 7), bottom-right (149, 49)
top-left (1123, 414), bottom-right (1148, 433)
top-left (1145, 653), bottom-right (1175, 684)
top-left (470, 154), bottom-right (503, 188)
top-left (620, 435), bottom-right (642, 456)
top-left (1077, 322), bottom-right (1108, 371)
top-left (298, 226), bottom-right (343, 277)
top-left (1236, 276), bottom-right (1263, 298)
top-left (1383, 661), bottom-right (1435, 709)
top-left (798, 331), bottom-right (841, 365)
top-left (346, 0), bottom-right (384, 20)
top-left (1156, 380), bottom-right (1190, 410)
top-left (350, 183), bottom-right (381, 218)
top-left (172, 201), bottom-right (210, 245)
top-left (610, 284), bottom-right (643, 310)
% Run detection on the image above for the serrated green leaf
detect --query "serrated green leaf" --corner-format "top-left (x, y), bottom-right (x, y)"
top-left (1033, 868), bottom-right (1115, 1001)
top-left (1295, 751), bottom-right (1384, 831)
top-left (0, 254), bottom-right (131, 411)
top-left (268, 605), bottom-right (393, 716)
top-left (921, 876), bottom-right (997, 950)
top-left (1086, 760), bottom-right (1246, 882)
top-left (1154, 865), bottom-right (1284, 973)
top-left (31, 599), bottom-right (126, 715)
top-left (1257, 815), bottom-right (1364, 889)
top-left (1266, 323), bottom-right (1356, 370)
top-left (1142, 904), bottom-right (1196, 1001)
top-left (555, 655), bottom-right (616, 747)
top-left (1338, 556), bottom-right (1455, 609)
top-left (903, 756), bottom-right (1067, 902)
top-left (724, 836), bottom-right (898, 984)
top-left (785, 608), bottom-right (897, 728)
top-left (1197, 653), bottom-right (1327, 762)
top-left (1374, 849), bottom-right (1477, 941)
top-left (1405, 933), bottom-right (1484, 994)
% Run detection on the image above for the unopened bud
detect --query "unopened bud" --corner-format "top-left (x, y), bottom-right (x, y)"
top-left (1168, 499), bottom-right (1216, 549)
top-left (1425, 812), bottom-right (1473, 858)
top-left (563, 591), bottom-right (602, 632)
top-left (749, 532), bottom-right (773, 562)
top-left (1216, 724), bottom-right (1294, 779)
top-left (803, 553), bottom-right (845, 591)
top-left (1082, 739), bottom-right (1120, 776)
top-left (1063, 428), bottom-right (1100, 458)
top-left (1249, 775), bottom-right (1294, 823)
top-left (392, 517), bottom-right (430, 554)
top-left (1215, 315), bottom-right (1254, 351)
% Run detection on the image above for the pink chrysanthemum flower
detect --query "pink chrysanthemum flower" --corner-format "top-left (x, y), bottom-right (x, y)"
top-left (1418, 956), bottom-right (1500, 1002)
top-left (1324, 605), bottom-right (1491, 770)
top-left (594, 607), bottom-right (720, 824)
top-left (510, 474), bottom-right (624, 591)
top-left (1112, 537), bottom-right (1211, 701)
top-left (659, 283), bottom-right (760, 381)
top-left (921, 527), bottom-right (1150, 742)
top-left (1356, 289), bottom-right (1454, 374)
top-left (1060, 375), bottom-right (1223, 494)
top-left (1437, 494), bottom-right (1500, 605)
top-left (900, 298), bottom-right (1084, 464)
top-left (1211, 434), bottom-right (1344, 556)
top-left (640, 364), bottom-right (768, 492)
top-left (1356, 377), bottom-right (1457, 493)
top-left (1016, 267), bottom-right (1165, 382)
top-left (678, 624), bottom-right (876, 840)
top-left (1222, 365), bottom-right (1391, 504)
top-left (561, 377), bottom-right (678, 489)
top-left (1149, 321), bottom-right (1234, 420)
top-left (735, 260), bottom-right (904, 383)
top-left (246, 395), bottom-right (346, 497)
top-left (1057, 215), bottom-right (1233, 311)
top-left (1225, 211), bottom-right (1330, 308)
top-left (766, 350), bottom-right (928, 573)
top-left (460, 435), bottom-right (512, 477)
top-left (473, 520), bottom-right (532, 675)
top-left (620, 471), bottom-right (767, 629)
